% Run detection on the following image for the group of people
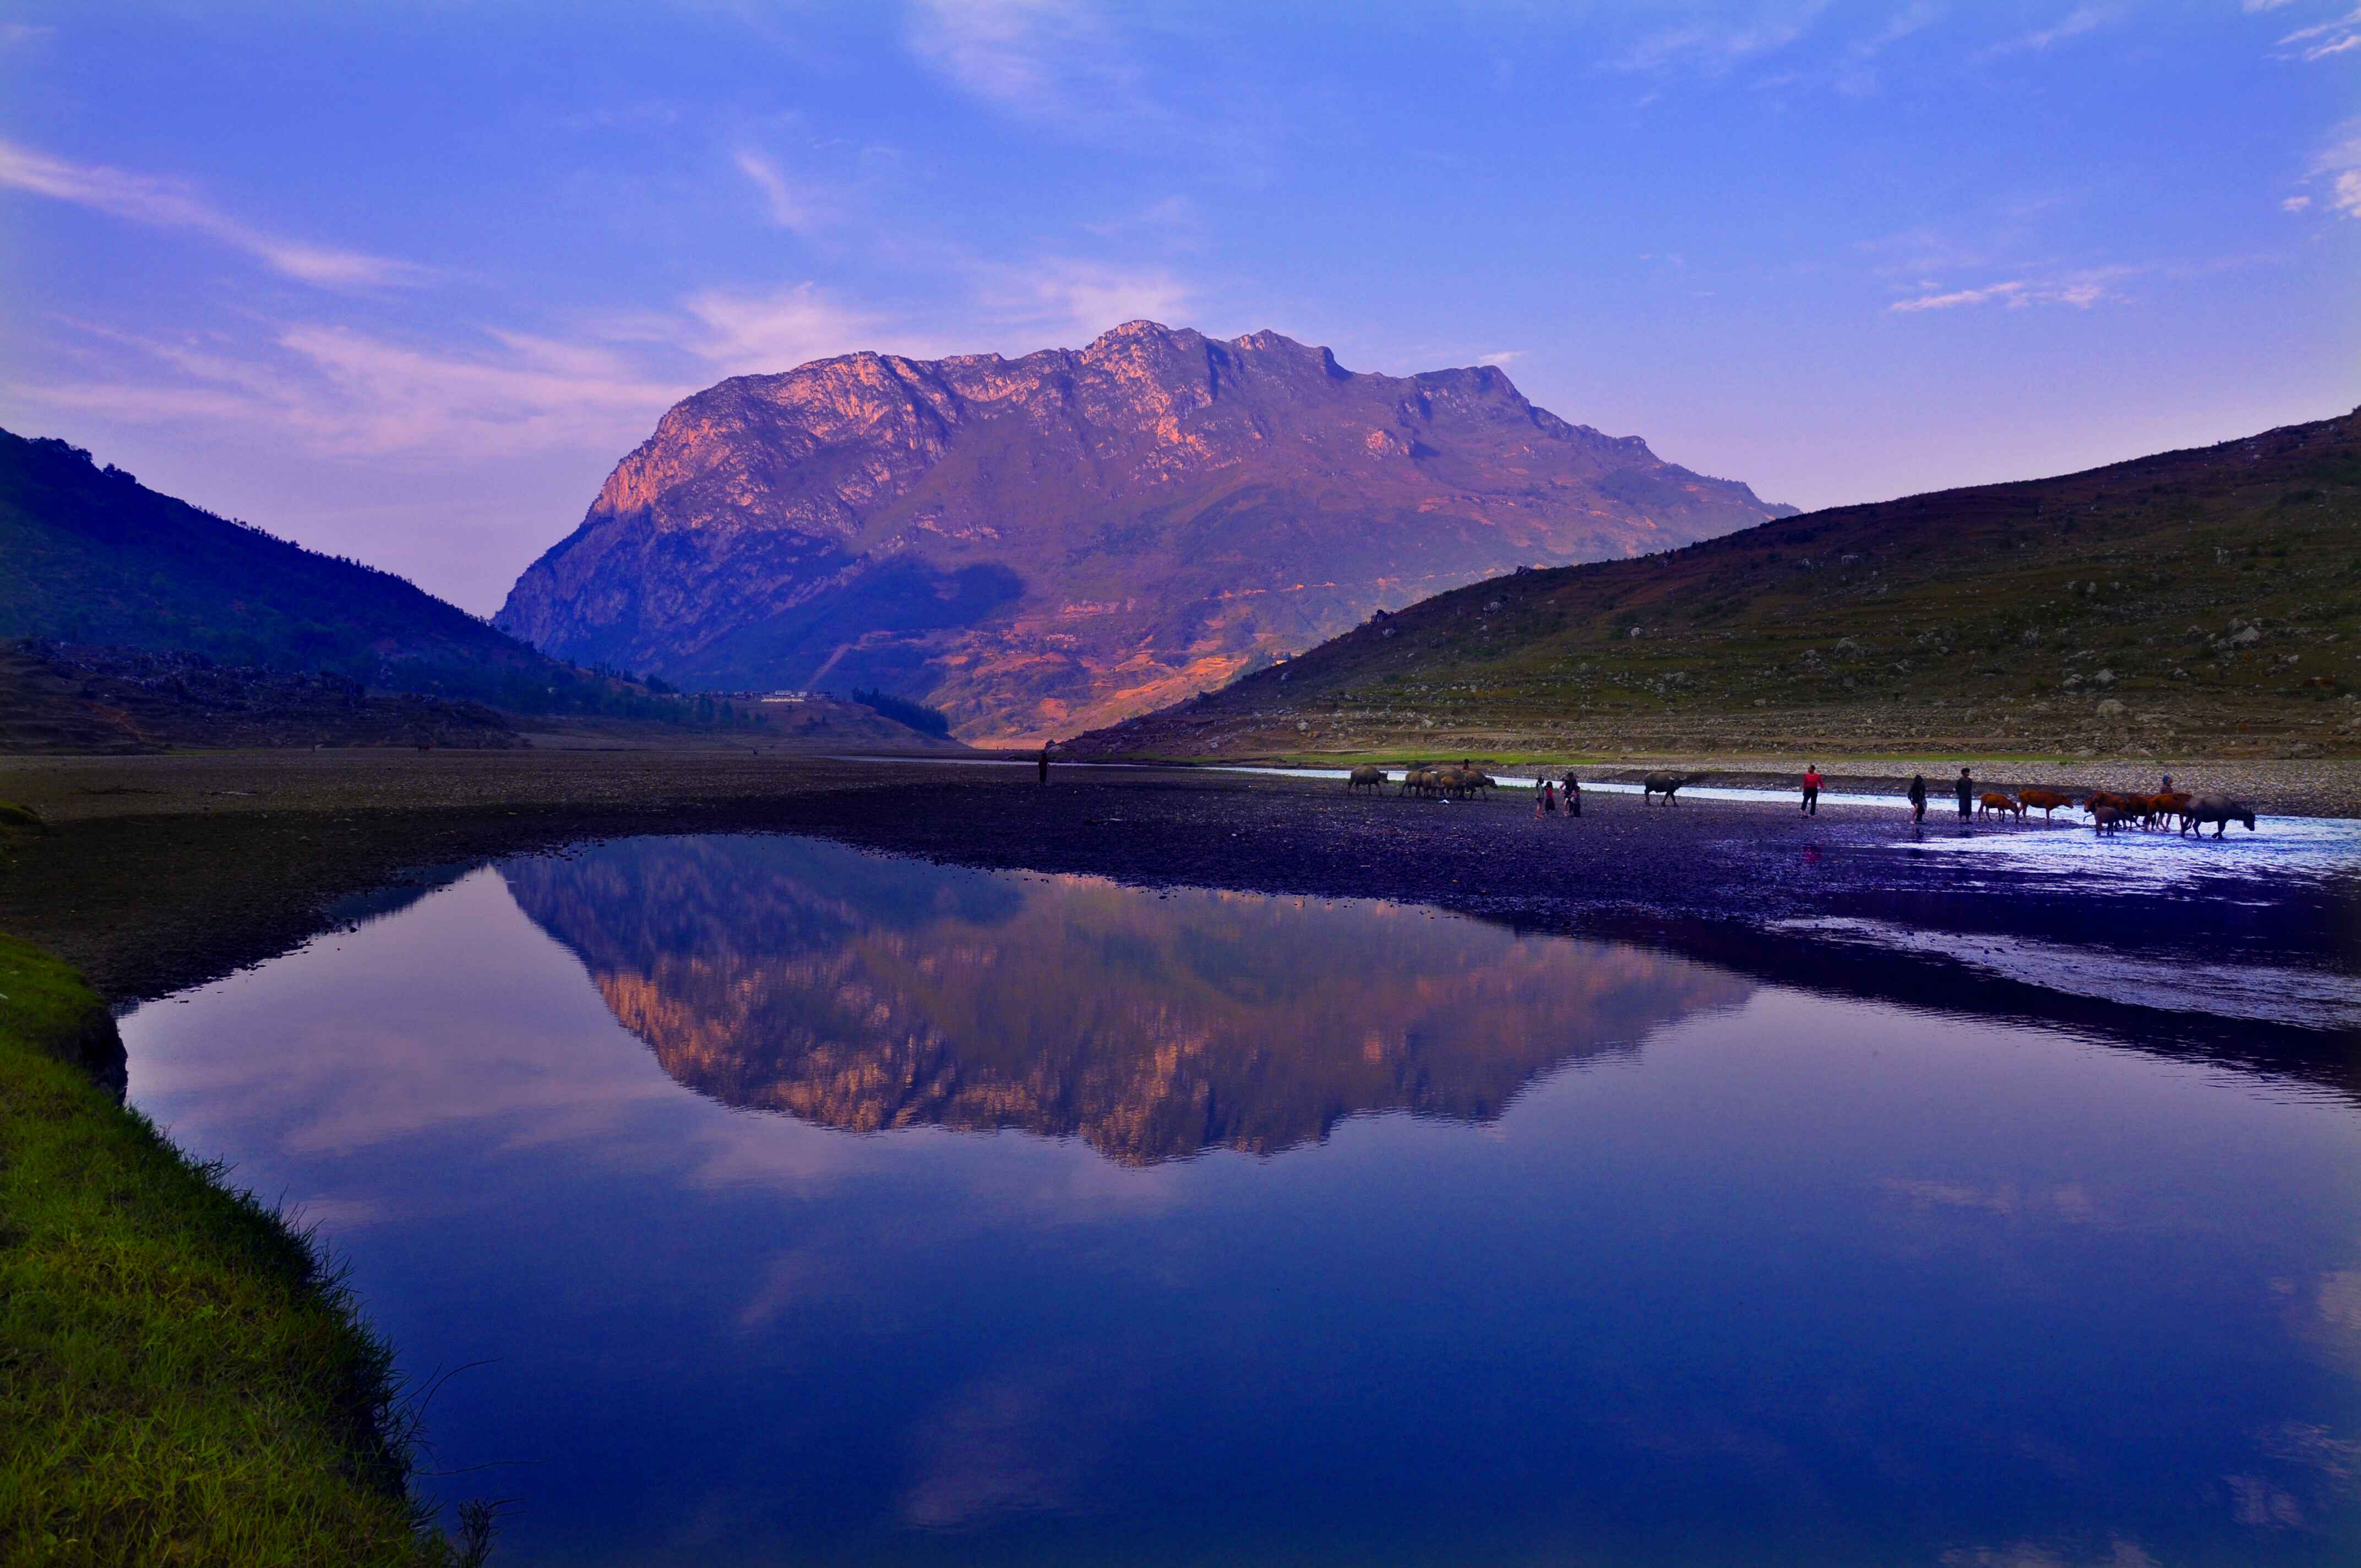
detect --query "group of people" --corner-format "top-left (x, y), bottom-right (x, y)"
top-left (1531, 771), bottom-right (1584, 818)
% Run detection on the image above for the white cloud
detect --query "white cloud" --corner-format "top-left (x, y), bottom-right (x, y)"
top-left (17, 318), bottom-right (686, 460)
top-left (0, 21), bottom-right (55, 45)
top-left (1888, 268), bottom-right (2130, 312)
top-left (2244, 0), bottom-right (2300, 10)
top-left (977, 258), bottom-right (1195, 345)
top-left (903, 0), bottom-right (1161, 136)
top-left (678, 281), bottom-right (910, 375)
top-left (2283, 194), bottom-right (2314, 212)
top-left (0, 138), bottom-right (428, 288)
top-left (2276, 5), bottom-right (2361, 59)
top-left (1619, 2), bottom-right (1834, 75)
top-left (2300, 124), bottom-right (2361, 217)
top-left (1477, 350), bottom-right (1525, 366)
top-left (1974, 4), bottom-right (2115, 60)
top-left (735, 148), bottom-right (824, 233)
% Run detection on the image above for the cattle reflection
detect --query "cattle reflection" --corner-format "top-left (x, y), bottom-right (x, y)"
top-left (502, 835), bottom-right (1755, 1163)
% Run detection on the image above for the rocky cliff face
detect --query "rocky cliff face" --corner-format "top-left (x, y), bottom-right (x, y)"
top-left (496, 321), bottom-right (1791, 739)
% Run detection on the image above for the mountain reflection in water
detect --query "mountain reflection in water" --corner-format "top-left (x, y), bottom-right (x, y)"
top-left (500, 836), bottom-right (1753, 1162)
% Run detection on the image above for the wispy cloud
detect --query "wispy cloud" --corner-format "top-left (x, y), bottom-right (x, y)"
top-left (1476, 350), bottom-right (1525, 366)
top-left (2276, 6), bottom-right (2361, 60)
top-left (975, 257), bottom-right (1195, 345)
top-left (678, 281), bottom-right (909, 375)
top-left (2294, 123), bottom-right (2361, 217)
top-left (21, 318), bottom-right (684, 459)
top-left (0, 138), bottom-right (429, 288)
top-left (1887, 268), bottom-right (2131, 312)
top-left (0, 21), bottom-right (55, 45)
top-left (1618, 2), bottom-right (1834, 75)
top-left (903, 0), bottom-right (1163, 138)
top-left (735, 148), bottom-right (825, 233)
top-left (1974, 4), bottom-right (2115, 61)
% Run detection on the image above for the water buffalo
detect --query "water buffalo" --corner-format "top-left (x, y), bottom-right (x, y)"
top-left (1347, 765), bottom-right (1386, 794)
top-left (1642, 771), bottom-right (1700, 805)
top-left (2179, 795), bottom-right (2256, 837)
top-left (1978, 791), bottom-right (2023, 821)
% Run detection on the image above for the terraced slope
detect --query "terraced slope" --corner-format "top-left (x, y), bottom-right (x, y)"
top-left (1070, 409), bottom-right (2361, 761)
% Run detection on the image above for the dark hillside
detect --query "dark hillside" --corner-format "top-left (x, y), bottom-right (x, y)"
top-left (0, 429), bottom-right (550, 691)
top-left (0, 428), bottom-right (757, 725)
top-left (1070, 409), bottom-right (2361, 761)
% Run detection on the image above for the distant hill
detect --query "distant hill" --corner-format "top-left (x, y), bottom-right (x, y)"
top-left (0, 428), bottom-right (812, 732)
top-left (0, 428), bottom-right (572, 699)
top-left (1068, 409), bottom-right (2361, 762)
top-left (496, 320), bottom-right (1793, 741)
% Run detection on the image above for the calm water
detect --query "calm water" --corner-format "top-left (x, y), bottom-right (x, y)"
top-left (122, 834), bottom-right (2361, 1565)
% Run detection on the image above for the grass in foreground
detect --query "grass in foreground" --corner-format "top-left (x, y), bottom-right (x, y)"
top-left (0, 932), bottom-right (487, 1566)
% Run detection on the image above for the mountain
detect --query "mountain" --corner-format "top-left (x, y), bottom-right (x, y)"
top-left (0, 427), bottom-right (819, 733)
top-left (494, 321), bottom-right (1793, 741)
top-left (0, 428), bottom-right (574, 704)
top-left (1067, 409), bottom-right (2361, 762)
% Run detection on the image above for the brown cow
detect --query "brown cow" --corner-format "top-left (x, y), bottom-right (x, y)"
top-left (1977, 791), bottom-right (2024, 821)
top-left (2017, 787), bottom-right (2073, 822)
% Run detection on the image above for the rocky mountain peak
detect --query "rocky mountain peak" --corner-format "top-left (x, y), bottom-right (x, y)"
top-left (496, 325), bottom-right (1792, 740)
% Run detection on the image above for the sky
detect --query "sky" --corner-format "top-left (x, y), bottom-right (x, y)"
top-left (3, 1), bottom-right (2357, 616)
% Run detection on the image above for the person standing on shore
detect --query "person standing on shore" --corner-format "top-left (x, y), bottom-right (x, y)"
top-left (1536, 780), bottom-right (1557, 817)
top-left (1908, 773), bottom-right (1928, 825)
top-left (1563, 772), bottom-right (1581, 819)
top-left (1800, 764), bottom-right (1823, 816)
top-left (1038, 743), bottom-right (1051, 786)
top-left (1955, 766), bottom-right (1974, 822)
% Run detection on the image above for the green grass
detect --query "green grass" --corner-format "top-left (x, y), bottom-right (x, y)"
top-left (1084, 409), bottom-right (2361, 761)
top-left (0, 934), bottom-right (488, 1566)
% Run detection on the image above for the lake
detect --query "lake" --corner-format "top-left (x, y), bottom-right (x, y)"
top-left (122, 830), bottom-right (2361, 1565)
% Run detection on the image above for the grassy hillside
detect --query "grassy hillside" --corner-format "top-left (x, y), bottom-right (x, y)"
top-left (0, 924), bottom-right (489, 1565)
top-left (0, 427), bottom-right (703, 723)
top-left (1070, 409), bottom-right (2361, 761)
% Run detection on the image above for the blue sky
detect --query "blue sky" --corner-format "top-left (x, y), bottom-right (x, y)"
top-left (3, 1), bottom-right (2356, 614)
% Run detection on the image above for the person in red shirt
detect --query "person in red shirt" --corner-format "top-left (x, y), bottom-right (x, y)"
top-left (1800, 764), bottom-right (1823, 816)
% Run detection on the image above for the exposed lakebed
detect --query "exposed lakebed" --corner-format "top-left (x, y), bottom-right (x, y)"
top-left (121, 816), bottom-right (2361, 1565)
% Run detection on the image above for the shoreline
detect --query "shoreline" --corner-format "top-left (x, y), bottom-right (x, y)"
top-left (0, 935), bottom-right (475, 1565)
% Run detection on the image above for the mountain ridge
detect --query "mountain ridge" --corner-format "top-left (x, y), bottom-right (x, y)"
top-left (1065, 407), bottom-right (2361, 761)
top-left (496, 321), bottom-right (1794, 739)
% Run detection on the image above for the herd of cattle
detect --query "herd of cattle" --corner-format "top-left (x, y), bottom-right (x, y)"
top-left (1348, 764), bottom-right (1500, 799)
top-left (1972, 787), bottom-right (2257, 836)
top-left (1342, 764), bottom-right (2260, 837)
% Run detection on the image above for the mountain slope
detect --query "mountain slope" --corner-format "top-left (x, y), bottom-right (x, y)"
top-left (1068, 409), bottom-right (2361, 761)
top-left (496, 321), bottom-right (1792, 739)
top-left (0, 428), bottom-right (567, 703)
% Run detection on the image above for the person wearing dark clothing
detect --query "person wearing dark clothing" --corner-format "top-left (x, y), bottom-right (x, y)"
top-left (1800, 764), bottom-right (1823, 816)
top-left (1907, 773), bottom-right (1928, 824)
top-left (1038, 745), bottom-right (1051, 786)
top-left (1536, 781), bottom-right (1557, 817)
top-left (1955, 767), bottom-right (1974, 821)
top-left (1562, 772), bottom-right (1581, 818)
